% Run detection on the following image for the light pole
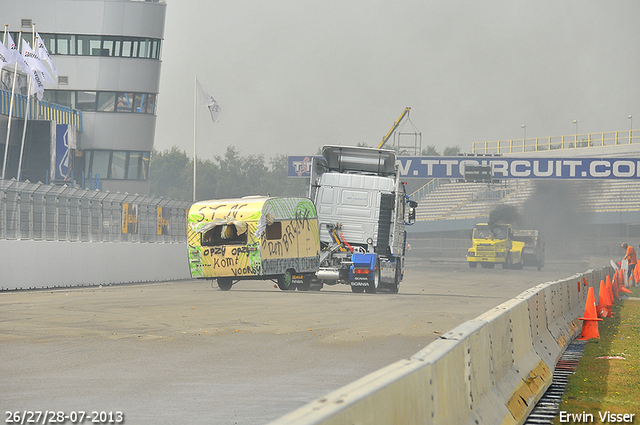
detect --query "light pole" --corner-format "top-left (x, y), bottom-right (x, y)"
top-left (573, 120), bottom-right (578, 147)
top-left (521, 124), bottom-right (526, 140)
top-left (573, 120), bottom-right (578, 134)
top-left (629, 115), bottom-right (633, 143)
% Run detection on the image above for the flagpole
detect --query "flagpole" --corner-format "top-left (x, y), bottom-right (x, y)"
top-left (17, 78), bottom-right (32, 181)
top-left (193, 74), bottom-right (197, 202)
top-left (17, 26), bottom-right (37, 181)
top-left (2, 30), bottom-right (22, 180)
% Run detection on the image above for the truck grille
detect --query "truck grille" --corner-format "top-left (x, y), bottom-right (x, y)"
top-left (476, 245), bottom-right (495, 255)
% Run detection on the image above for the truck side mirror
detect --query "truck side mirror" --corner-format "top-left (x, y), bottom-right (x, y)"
top-left (407, 200), bottom-right (418, 223)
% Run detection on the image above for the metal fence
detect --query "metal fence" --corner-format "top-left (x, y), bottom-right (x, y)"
top-left (0, 179), bottom-right (191, 243)
top-left (472, 129), bottom-right (640, 154)
top-left (0, 86), bottom-right (83, 132)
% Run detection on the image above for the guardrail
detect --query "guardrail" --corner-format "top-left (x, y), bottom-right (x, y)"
top-left (473, 130), bottom-right (639, 154)
top-left (0, 87), bottom-right (83, 132)
top-left (0, 179), bottom-right (191, 243)
top-left (271, 267), bottom-right (611, 425)
top-left (407, 178), bottom-right (439, 202)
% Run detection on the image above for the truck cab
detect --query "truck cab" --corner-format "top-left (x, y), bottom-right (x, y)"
top-left (467, 222), bottom-right (524, 269)
top-left (308, 145), bottom-right (415, 293)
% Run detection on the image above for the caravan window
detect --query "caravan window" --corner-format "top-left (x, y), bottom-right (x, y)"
top-left (266, 222), bottom-right (281, 240)
top-left (201, 224), bottom-right (247, 246)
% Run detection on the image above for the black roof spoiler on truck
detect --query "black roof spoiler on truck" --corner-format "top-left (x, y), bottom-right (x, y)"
top-left (320, 145), bottom-right (397, 176)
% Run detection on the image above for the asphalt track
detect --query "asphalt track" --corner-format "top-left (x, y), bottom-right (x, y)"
top-left (0, 255), bottom-right (593, 424)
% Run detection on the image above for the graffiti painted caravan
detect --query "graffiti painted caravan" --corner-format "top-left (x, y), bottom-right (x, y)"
top-left (187, 196), bottom-right (320, 291)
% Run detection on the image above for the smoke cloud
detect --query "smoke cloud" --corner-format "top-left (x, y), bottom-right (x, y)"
top-left (488, 204), bottom-right (521, 228)
top-left (519, 180), bottom-right (594, 258)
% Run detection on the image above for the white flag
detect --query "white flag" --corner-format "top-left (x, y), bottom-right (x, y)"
top-left (21, 39), bottom-right (47, 99)
top-left (196, 79), bottom-right (221, 123)
top-left (0, 41), bottom-right (13, 69)
top-left (3, 33), bottom-right (31, 74)
top-left (22, 39), bottom-right (54, 84)
top-left (35, 31), bottom-right (58, 77)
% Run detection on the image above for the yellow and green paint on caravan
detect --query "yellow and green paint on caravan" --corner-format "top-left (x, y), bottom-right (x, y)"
top-left (187, 196), bottom-right (320, 280)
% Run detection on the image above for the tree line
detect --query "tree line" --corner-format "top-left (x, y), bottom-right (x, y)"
top-left (149, 144), bottom-right (463, 201)
top-left (149, 146), bottom-right (307, 201)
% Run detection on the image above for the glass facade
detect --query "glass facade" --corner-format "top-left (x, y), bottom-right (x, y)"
top-left (12, 32), bottom-right (162, 60)
top-left (44, 90), bottom-right (157, 115)
top-left (85, 150), bottom-right (150, 181)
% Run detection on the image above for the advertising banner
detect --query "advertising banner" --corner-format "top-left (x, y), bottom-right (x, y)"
top-left (288, 156), bottom-right (640, 180)
top-left (122, 203), bottom-right (138, 234)
top-left (54, 124), bottom-right (76, 181)
top-left (157, 206), bottom-right (169, 236)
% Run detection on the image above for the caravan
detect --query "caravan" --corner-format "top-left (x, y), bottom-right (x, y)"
top-left (187, 196), bottom-right (320, 290)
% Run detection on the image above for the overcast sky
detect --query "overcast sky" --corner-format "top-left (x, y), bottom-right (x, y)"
top-left (154, 0), bottom-right (640, 161)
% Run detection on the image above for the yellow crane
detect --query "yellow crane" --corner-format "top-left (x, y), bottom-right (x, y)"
top-left (377, 107), bottom-right (412, 149)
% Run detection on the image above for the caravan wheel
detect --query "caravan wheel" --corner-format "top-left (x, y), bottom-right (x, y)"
top-left (277, 269), bottom-right (296, 291)
top-left (218, 278), bottom-right (233, 291)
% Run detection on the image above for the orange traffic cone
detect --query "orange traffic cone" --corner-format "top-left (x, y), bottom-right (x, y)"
top-left (578, 287), bottom-right (602, 340)
top-left (616, 268), bottom-right (633, 294)
top-left (597, 280), bottom-right (612, 318)
top-left (620, 284), bottom-right (633, 294)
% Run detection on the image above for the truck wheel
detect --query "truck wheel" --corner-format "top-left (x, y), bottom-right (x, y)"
top-left (468, 262), bottom-right (477, 268)
top-left (502, 254), bottom-right (511, 269)
top-left (388, 264), bottom-right (400, 294)
top-left (480, 262), bottom-right (495, 269)
top-left (277, 270), bottom-right (296, 290)
top-left (218, 278), bottom-right (233, 291)
top-left (365, 260), bottom-right (380, 294)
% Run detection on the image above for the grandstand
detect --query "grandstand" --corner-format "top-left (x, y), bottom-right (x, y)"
top-left (408, 177), bottom-right (640, 260)
top-left (413, 177), bottom-right (640, 222)
top-left (407, 132), bottom-right (640, 261)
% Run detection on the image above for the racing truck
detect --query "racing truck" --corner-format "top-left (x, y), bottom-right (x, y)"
top-left (467, 223), bottom-right (544, 270)
top-left (307, 145), bottom-right (417, 293)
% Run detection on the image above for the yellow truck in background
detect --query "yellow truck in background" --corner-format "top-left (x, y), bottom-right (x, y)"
top-left (467, 223), bottom-right (544, 270)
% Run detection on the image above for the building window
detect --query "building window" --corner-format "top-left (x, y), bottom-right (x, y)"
top-left (10, 32), bottom-right (162, 60)
top-left (44, 90), bottom-right (158, 115)
top-left (85, 150), bottom-right (151, 181)
top-left (90, 151), bottom-right (111, 179)
top-left (146, 94), bottom-right (156, 114)
top-left (116, 93), bottom-right (134, 112)
top-left (56, 34), bottom-right (76, 55)
top-left (141, 152), bottom-right (150, 179)
top-left (128, 152), bottom-right (142, 180)
top-left (97, 92), bottom-right (115, 112)
top-left (76, 91), bottom-right (97, 111)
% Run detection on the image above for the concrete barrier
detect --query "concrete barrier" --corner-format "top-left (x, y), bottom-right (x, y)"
top-left (270, 267), bottom-right (612, 425)
top-left (0, 240), bottom-right (191, 290)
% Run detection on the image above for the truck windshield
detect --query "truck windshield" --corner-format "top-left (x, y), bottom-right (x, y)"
top-left (474, 225), bottom-right (507, 239)
top-left (473, 226), bottom-right (491, 239)
top-left (494, 227), bottom-right (507, 239)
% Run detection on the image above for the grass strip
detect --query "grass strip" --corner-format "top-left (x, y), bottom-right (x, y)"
top-left (554, 285), bottom-right (640, 424)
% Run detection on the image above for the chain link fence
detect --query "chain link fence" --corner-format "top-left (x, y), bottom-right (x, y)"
top-left (0, 179), bottom-right (191, 243)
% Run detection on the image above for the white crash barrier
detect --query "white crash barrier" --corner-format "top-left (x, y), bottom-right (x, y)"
top-left (270, 267), bottom-right (611, 425)
top-left (0, 240), bottom-right (190, 290)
